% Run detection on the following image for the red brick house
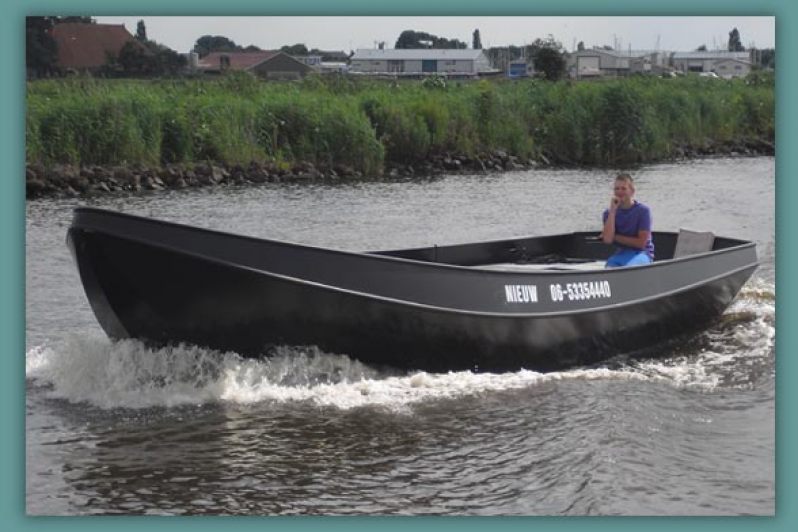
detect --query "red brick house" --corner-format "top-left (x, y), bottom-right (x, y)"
top-left (51, 22), bottom-right (136, 73)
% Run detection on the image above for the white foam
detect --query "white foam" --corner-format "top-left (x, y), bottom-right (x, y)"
top-left (17, 336), bottom-right (718, 411)
top-left (25, 334), bottom-right (650, 410)
top-left (624, 278), bottom-right (775, 389)
top-left (26, 280), bottom-right (774, 411)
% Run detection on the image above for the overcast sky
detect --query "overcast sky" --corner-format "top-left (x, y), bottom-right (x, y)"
top-left (94, 16), bottom-right (775, 54)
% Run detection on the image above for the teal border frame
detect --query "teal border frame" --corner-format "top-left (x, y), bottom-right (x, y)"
top-left (4, 1), bottom-right (793, 530)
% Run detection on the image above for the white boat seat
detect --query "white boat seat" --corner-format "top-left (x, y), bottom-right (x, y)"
top-left (673, 228), bottom-right (715, 258)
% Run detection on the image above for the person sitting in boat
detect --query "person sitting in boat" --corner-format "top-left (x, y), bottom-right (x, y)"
top-left (601, 173), bottom-right (655, 267)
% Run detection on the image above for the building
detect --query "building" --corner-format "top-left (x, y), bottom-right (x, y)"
top-left (291, 52), bottom-right (354, 75)
top-left (318, 62), bottom-right (349, 75)
top-left (181, 51), bottom-right (200, 71)
top-left (670, 51), bottom-right (752, 77)
top-left (507, 60), bottom-right (535, 78)
top-left (196, 51), bottom-right (314, 80)
top-left (349, 49), bottom-right (496, 77)
top-left (566, 48), bottom-right (670, 79)
top-left (295, 55), bottom-right (322, 69)
top-left (51, 22), bottom-right (137, 73)
top-left (711, 58), bottom-right (753, 79)
top-left (566, 48), bottom-right (756, 79)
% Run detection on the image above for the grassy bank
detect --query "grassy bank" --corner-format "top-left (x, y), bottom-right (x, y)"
top-left (26, 73), bottom-right (774, 173)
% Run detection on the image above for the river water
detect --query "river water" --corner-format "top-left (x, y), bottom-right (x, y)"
top-left (25, 157), bottom-right (775, 515)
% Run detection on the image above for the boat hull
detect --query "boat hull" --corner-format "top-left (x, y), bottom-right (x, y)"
top-left (67, 209), bottom-right (758, 372)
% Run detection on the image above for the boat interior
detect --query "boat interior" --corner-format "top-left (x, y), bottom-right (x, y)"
top-left (371, 230), bottom-right (747, 270)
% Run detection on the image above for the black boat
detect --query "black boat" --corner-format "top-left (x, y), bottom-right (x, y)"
top-left (67, 207), bottom-right (758, 372)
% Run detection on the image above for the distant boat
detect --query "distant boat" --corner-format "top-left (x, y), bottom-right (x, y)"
top-left (67, 208), bottom-right (757, 372)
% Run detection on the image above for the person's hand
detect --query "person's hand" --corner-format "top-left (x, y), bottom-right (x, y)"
top-left (609, 196), bottom-right (620, 213)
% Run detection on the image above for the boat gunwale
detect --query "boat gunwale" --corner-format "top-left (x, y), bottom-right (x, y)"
top-left (69, 223), bottom-right (759, 319)
top-left (71, 207), bottom-right (757, 276)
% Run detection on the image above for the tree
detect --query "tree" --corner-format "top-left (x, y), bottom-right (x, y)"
top-left (749, 48), bottom-right (775, 70)
top-left (728, 27), bottom-right (745, 52)
top-left (696, 44), bottom-right (707, 51)
top-left (395, 30), bottom-right (418, 48)
top-left (25, 16), bottom-right (58, 77)
top-left (117, 41), bottom-right (152, 74)
top-left (760, 48), bottom-right (775, 69)
top-left (149, 42), bottom-right (187, 75)
top-left (135, 20), bottom-right (147, 42)
top-left (193, 35), bottom-right (242, 57)
top-left (281, 43), bottom-right (309, 56)
top-left (243, 44), bottom-right (263, 52)
top-left (60, 16), bottom-right (94, 24)
top-left (117, 39), bottom-right (187, 76)
top-left (473, 29), bottom-right (482, 49)
top-left (528, 36), bottom-right (566, 81)
top-left (577, 41), bottom-right (585, 51)
top-left (395, 30), bottom-right (467, 49)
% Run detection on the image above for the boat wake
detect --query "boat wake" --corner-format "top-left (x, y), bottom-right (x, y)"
top-left (620, 277), bottom-right (775, 389)
top-left (26, 280), bottom-right (774, 411)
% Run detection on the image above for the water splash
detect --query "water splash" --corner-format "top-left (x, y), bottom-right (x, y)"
top-left (622, 277), bottom-right (775, 389)
top-left (25, 335), bottom-right (645, 411)
top-left (26, 280), bottom-right (774, 411)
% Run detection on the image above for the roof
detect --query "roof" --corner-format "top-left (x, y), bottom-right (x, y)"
top-left (51, 22), bottom-right (136, 69)
top-left (197, 51), bottom-right (279, 70)
top-left (712, 58), bottom-right (753, 66)
top-left (569, 48), bottom-right (663, 58)
top-left (672, 51), bottom-right (750, 60)
top-left (351, 49), bottom-right (485, 61)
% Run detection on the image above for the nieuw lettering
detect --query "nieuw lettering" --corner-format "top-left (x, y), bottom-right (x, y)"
top-left (505, 285), bottom-right (538, 303)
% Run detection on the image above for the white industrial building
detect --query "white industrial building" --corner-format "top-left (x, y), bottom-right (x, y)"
top-left (349, 49), bottom-right (496, 76)
top-left (670, 51), bottom-right (752, 78)
top-left (567, 48), bottom-right (754, 79)
top-left (566, 49), bottom-right (670, 79)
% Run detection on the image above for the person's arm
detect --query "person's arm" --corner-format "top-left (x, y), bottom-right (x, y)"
top-left (612, 231), bottom-right (650, 250)
top-left (601, 198), bottom-right (618, 244)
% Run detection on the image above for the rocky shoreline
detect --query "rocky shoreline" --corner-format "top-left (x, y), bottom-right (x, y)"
top-left (25, 140), bottom-right (774, 200)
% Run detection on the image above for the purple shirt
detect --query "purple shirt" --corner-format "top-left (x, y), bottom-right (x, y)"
top-left (603, 201), bottom-right (655, 258)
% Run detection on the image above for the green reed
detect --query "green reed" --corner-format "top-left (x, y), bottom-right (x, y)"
top-left (26, 73), bottom-right (773, 173)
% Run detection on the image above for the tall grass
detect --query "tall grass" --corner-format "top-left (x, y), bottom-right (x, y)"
top-left (26, 73), bottom-right (774, 172)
